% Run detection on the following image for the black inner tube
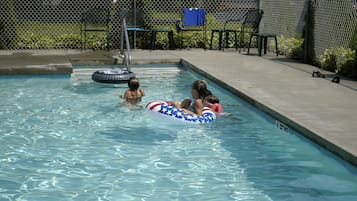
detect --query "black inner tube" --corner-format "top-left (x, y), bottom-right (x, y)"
top-left (92, 70), bottom-right (136, 84)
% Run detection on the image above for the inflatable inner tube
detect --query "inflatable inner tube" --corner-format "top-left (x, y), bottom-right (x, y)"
top-left (145, 101), bottom-right (216, 124)
top-left (92, 69), bottom-right (136, 84)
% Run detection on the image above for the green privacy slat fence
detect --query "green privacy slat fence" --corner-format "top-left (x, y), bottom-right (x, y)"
top-left (260, 0), bottom-right (357, 58)
top-left (1, 0), bottom-right (356, 60)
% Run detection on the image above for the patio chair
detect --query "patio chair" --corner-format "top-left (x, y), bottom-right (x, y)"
top-left (151, 28), bottom-right (174, 50)
top-left (247, 32), bottom-right (278, 56)
top-left (210, 13), bottom-right (241, 51)
top-left (210, 9), bottom-right (263, 52)
top-left (246, 9), bottom-right (278, 56)
top-left (150, 19), bottom-right (175, 50)
top-left (176, 8), bottom-right (206, 48)
top-left (80, 7), bottom-right (111, 50)
top-left (121, 8), bottom-right (150, 49)
top-left (210, 20), bottom-right (239, 51)
top-left (239, 9), bottom-right (264, 52)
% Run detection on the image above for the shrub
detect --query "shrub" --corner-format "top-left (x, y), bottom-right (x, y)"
top-left (176, 31), bottom-right (207, 49)
top-left (317, 47), bottom-right (355, 76)
top-left (86, 37), bottom-right (107, 49)
top-left (277, 36), bottom-right (304, 59)
top-left (17, 32), bottom-right (54, 49)
top-left (16, 32), bottom-right (107, 49)
top-left (152, 32), bottom-right (171, 49)
top-left (55, 33), bottom-right (82, 49)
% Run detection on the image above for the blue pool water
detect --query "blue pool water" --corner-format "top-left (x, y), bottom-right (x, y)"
top-left (0, 64), bottom-right (356, 201)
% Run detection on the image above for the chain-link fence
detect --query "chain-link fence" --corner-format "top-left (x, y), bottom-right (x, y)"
top-left (1, 0), bottom-right (356, 61)
top-left (309, 0), bottom-right (357, 58)
top-left (260, 0), bottom-right (357, 60)
top-left (0, 0), bottom-right (259, 50)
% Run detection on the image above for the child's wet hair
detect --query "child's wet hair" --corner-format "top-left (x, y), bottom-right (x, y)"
top-left (128, 77), bottom-right (139, 90)
top-left (205, 95), bottom-right (220, 104)
top-left (192, 80), bottom-right (212, 99)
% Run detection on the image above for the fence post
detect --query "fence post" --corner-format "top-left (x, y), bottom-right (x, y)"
top-left (352, 23), bottom-right (357, 80)
top-left (352, 49), bottom-right (357, 80)
top-left (304, 0), bottom-right (315, 64)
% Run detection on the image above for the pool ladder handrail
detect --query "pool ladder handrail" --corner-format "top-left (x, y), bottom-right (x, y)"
top-left (120, 18), bottom-right (132, 71)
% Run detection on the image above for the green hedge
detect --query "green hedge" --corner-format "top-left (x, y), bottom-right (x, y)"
top-left (316, 47), bottom-right (355, 77)
top-left (276, 36), bottom-right (304, 59)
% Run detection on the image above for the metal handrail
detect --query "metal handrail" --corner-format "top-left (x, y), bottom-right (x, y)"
top-left (120, 18), bottom-right (132, 71)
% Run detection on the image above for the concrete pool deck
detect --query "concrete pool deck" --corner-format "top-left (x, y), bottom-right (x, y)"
top-left (0, 49), bottom-right (357, 166)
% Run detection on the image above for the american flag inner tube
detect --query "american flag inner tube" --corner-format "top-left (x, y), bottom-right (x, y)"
top-left (92, 69), bottom-right (135, 84)
top-left (145, 101), bottom-right (216, 124)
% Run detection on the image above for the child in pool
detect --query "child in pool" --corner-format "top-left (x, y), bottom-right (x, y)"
top-left (204, 95), bottom-right (223, 113)
top-left (172, 80), bottom-right (212, 115)
top-left (180, 98), bottom-right (192, 109)
top-left (117, 77), bottom-right (145, 106)
top-left (166, 98), bottom-right (192, 109)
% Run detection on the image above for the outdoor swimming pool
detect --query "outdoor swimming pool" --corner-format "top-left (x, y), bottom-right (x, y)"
top-left (0, 64), bottom-right (357, 201)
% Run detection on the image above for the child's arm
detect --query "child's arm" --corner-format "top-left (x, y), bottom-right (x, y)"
top-left (116, 89), bottom-right (130, 99)
top-left (193, 99), bottom-right (204, 115)
top-left (123, 90), bottom-right (133, 100)
top-left (139, 88), bottom-right (145, 97)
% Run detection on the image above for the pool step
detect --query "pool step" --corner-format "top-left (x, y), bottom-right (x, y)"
top-left (71, 67), bottom-right (181, 84)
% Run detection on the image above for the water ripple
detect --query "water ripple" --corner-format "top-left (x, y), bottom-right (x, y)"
top-left (0, 73), bottom-right (356, 201)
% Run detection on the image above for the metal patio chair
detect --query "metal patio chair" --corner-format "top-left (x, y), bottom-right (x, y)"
top-left (238, 9), bottom-right (264, 52)
top-left (80, 7), bottom-right (111, 50)
top-left (210, 9), bottom-right (264, 52)
top-left (176, 8), bottom-right (207, 48)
